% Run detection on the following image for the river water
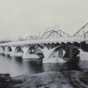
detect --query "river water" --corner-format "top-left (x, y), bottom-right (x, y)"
top-left (0, 55), bottom-right (62, 77)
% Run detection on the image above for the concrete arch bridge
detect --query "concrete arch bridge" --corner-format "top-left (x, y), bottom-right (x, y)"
top-left (0, 38), bottom-right (81, 63)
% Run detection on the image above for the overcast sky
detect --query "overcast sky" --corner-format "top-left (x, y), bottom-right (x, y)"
top-left (0, 0), bottom-right (88, 40)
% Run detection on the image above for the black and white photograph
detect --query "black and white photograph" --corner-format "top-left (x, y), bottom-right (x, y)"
top-left (0, 0), bottom-right (88, 88)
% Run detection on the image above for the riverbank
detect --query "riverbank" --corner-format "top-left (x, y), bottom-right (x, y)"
top-left (12, 69), bottom-right (88, 88)
top-left (12, 71), bottom-right (73, 88)
top-left (0, 70), bottom-right (88, 88)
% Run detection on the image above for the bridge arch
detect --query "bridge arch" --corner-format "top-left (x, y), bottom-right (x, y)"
top-left (22, 44), bottom-right (44, 61)
top-left (45, 44), bottom-right (80, 63)
top-left (49, 45), bottom-right (65, 58)
top-left (15, 46), bottom-right (23, 53)
top-left (6, 46), bottom-right (12, 52)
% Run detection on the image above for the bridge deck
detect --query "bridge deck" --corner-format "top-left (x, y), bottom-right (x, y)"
top-left (0, 37), bottom-right (84, 47)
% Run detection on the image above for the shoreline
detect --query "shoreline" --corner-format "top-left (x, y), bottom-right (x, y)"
top-left (0, 70), bottom-right (88, 88)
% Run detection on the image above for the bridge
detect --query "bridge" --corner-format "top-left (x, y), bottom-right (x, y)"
top-left (0, 24), bottom-right (88, 63)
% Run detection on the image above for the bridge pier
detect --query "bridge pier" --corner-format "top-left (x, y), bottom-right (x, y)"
top-left (22, 45), bottom-right (44, 64)
top-left (10, 46), bottom-right (16, 57)
top-left (22, 46), bottom-right (30, 60)
top-left (4, 46), bottom-right (12, 56)
top-left (0, 46), bottom-right (4, 55)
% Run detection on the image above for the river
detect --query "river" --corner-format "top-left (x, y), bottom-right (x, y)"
top-left (0, 55), bottom-right (62, 77)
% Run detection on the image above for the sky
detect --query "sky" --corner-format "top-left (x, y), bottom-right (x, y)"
top-left (0, 0), bottom-right (88, 40)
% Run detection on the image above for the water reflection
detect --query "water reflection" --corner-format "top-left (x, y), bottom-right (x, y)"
top-left (43, 63), bottom-right (62, 72)
top-left (0, 55), bottom-right (62, 77)
top-left (24, 61), bottom-right (44, 75)
top-left (14, 57), bottom-right (23, 64)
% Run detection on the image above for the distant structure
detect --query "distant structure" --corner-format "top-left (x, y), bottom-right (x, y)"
top-left (41, 25), bottom-right (70, 39)
top-left (41, 30), bottom-right (70, 39)
top-left (21, 23), bottom-right (88, 42)
top-left (0, 40), bottom-right (11, 44)
top-left (73, 22), bottom-right (88, 41)
top-left (0, 23), bottom-right (88, 44)
top-left (21, 23), bottom-right (88, 41)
